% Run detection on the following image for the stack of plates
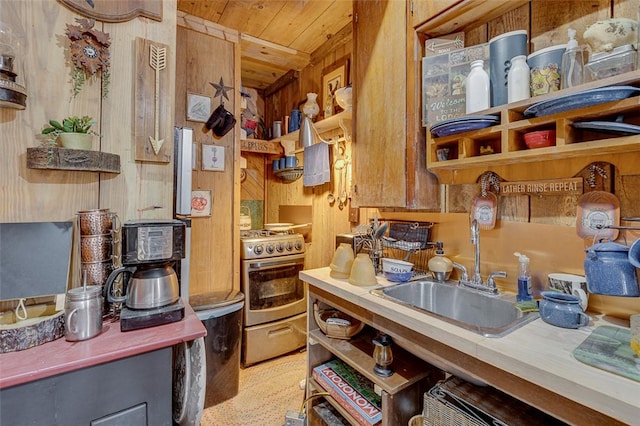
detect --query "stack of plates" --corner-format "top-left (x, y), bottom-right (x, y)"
top-left (572, 120), bottom-right (640, 136)
top-left (430, 115), bottom-right (500, 137)
top-left (524, 86), bottom-right (640, 117)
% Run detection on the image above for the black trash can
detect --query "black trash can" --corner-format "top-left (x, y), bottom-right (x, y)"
top-left (192, 291), bottom-right (244, 408)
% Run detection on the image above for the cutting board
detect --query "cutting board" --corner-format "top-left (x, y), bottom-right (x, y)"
top-left (573, 326), bottom-right (640, 382)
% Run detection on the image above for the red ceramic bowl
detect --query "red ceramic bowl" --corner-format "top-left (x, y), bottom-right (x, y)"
top-left (524, 130), bottom-right (556, 149)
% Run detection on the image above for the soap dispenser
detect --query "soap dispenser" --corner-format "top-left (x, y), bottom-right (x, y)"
top-left (561, 28), bottom-right (584, 89)
top-left (428, 241), bottom-right (453, 281)
top-left (514, 252), bottom-right (532, 301)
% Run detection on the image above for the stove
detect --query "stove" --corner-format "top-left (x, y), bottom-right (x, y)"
top-left (240, 230), bottom-right (305, 260)
top-left (239, 230), bottom-right (307, 366)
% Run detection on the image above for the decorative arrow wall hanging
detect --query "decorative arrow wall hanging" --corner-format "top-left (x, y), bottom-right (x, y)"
top-left (148, 44), bottom-right (167, 155)
top-left (134, 37), bottom-right (170, 163)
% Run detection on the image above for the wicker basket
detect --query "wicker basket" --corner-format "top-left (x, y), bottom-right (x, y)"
top-left (313, 303), bottom-right (365, 339)
top-left (274, 166), bottom-right (303, 182)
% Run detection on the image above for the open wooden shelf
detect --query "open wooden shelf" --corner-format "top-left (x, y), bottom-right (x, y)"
top-left (426, 70), bottom-right (640, 179)
top-left (274, 110), bottom-right (352, 147)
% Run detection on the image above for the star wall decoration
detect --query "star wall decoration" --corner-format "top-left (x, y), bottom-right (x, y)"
top-left (210, 77), bottom-right (233, 103)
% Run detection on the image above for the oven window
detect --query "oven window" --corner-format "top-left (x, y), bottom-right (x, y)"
top-left (248, 263), bottom-right (304, 310)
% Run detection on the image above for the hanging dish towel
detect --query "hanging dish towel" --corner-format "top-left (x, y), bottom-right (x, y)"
top-left (303, 143), bottom-right (330, 187)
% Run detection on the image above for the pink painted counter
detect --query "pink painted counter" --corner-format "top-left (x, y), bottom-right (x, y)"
top-left (0, 303), bottom-right (206, 389)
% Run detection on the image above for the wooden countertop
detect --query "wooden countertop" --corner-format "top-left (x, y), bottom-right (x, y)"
top-left (301, 267), bottom-right (640, 425)
top-left (0, 303), bottom-right (206, 389)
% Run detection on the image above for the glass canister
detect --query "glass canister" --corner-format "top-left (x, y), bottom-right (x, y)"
top-left (65, 285), bottom-right (104, 341)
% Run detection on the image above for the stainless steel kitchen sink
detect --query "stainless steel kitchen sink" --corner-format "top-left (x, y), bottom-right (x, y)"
top-left (370, 279), bottom-right (539, 337)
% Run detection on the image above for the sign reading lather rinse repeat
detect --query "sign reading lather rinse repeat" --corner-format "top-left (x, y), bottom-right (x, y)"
top-left (500, 178), bottom-right (583, 196)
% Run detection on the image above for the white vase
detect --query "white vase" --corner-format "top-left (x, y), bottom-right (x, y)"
top-left (302, 93), bottom-right (320, 119)
top-left (58, 133), bottom-right (93, 150)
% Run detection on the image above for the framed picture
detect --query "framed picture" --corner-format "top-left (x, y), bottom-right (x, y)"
top-left (202, 144), bottom-right (225, 171)
top-left (321, 56), bottom-right (350, 118)
top-left (187, 93), bottom-right (211, 122)
top-left (191, 190), bottom-right (212, 217)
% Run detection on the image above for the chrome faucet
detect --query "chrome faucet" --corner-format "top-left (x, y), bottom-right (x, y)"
top-left (458, 219), bottom-right (506, 294)
top-left (470, 219), bottom-right (482, 286)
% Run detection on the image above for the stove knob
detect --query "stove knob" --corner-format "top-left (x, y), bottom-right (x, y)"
top-left (254, 244), bottom-right (263, 255)
top-left (294, 241), bottom-right (303, 251)
top-left (285, 241), bottom-right (293, 251)
top-left (276, 242), bottom-right (284, 252)
top-left (265, 243), bottom-right (275, 254)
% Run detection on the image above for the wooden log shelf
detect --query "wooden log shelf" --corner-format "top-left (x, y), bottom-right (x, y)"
top-left (26, 147), bottom-right (121, 174)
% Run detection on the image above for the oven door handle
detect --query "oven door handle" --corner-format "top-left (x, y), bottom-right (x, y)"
top-left (248, 261), bottom-right (302, 271)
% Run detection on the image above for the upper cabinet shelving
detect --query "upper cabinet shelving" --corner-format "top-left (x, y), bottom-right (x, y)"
top-left (415, 0), bottom-right (640, 183)
top-left (426, 70), bottom-right (640, 177)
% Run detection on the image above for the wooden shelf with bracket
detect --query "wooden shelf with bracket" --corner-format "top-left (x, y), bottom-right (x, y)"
top-left (240, 138), bottom-right (282, 155)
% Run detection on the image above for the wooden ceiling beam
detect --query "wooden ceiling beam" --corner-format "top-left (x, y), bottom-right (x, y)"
top-left (264, 69), bottom-right (300, 98)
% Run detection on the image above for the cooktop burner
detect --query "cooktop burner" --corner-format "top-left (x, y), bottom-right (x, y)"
top-left (240, 231), bottom-right (305, 260)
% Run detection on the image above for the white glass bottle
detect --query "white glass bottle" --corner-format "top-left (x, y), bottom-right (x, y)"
top-left (507, 55), bottom-right (530, 103)
top-left (466, 60), bottom-right (490, 113)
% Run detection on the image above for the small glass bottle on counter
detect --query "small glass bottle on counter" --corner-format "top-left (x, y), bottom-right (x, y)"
top-left (507, 55), bottom-right (530, 102)
top-left (514, 252), bottom-right (532, 302)
top-left (466, 60), bottom-right (490, 113)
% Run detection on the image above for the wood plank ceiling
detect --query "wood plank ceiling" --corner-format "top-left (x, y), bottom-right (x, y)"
top-left (177, 0), bottom-right (353, 91)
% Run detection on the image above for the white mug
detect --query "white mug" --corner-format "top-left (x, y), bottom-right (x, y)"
top-left (548, 273), bottom-right (589, 311)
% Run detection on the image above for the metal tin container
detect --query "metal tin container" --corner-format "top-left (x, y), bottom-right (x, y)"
top-left (65, 285), bottom-right (103, 341)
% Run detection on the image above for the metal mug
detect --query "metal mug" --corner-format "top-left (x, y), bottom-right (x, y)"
top-left (65, 285), bottom-right (103, 341)
top-left (80, 233), bottom-right (113, 262)
top-left (78, 209), bottom-right (120, 236)
top-left (81, 260), bottom-right (114, 286)
top-left (289, 109), bottom-right (301, 132)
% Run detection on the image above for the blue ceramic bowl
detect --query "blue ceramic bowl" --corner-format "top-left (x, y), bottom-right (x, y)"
top-left (538, 291), bottom-right (590, 329)
top-left (384, 271), bottom-right (413, 283)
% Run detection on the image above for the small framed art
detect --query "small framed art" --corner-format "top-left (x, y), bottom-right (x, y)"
top-left (202, 144), bottom-right (225, 171)
top-left (321, 56), bottom-right (350, 118)
top-left (191, 190), bottom-right (212, 217)
top-left (187, 93), bottom-right (211, 122)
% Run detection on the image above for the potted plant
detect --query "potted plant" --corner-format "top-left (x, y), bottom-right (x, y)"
top-left (41, 115), bottom-right (99, 150)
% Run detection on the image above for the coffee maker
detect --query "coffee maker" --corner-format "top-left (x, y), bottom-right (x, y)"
top-left (105, 219), bottom-right (186, 331)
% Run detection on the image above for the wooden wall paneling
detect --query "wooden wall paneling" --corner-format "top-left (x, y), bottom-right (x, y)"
top-left (175, 23), bottom-right (240, 296)
top-left (99, 0), bottom-right (177, 222)
top-left (134, 37), bottom-right (171, 163)
top-left (406, 2), bottom-right (441, 211)
top-left (352, 0), bottom-right (407, 207)
top-left (0, 1), bottom-right (102, 224)
top-left (241, 153), bottom-right (266, 201)
top-left (529, 0), bottom-right (609, 51)
top-left (614, 0), bottom-right (640, 17)
top-left (410, 0), bottom-right (464, 27)
top-left (486, 3), bottom-right (530, 41)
